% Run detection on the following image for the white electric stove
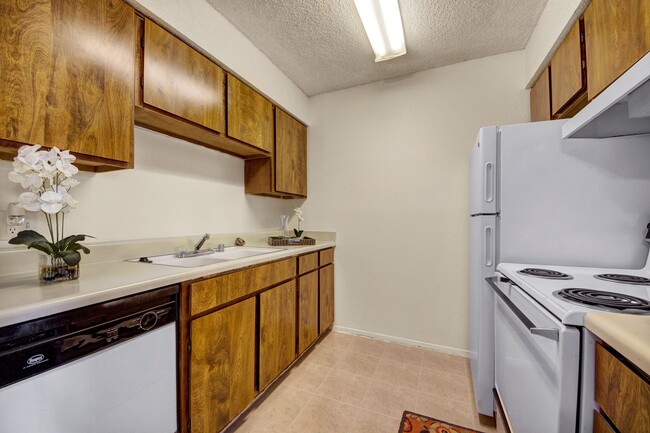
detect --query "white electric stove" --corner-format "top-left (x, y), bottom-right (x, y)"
top-left (490, 258), bottom-right (650, 433)
top-left (497, 262), bottom-right (650, 325)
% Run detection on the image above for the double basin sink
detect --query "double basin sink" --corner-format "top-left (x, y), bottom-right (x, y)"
top-left (129, 247), bottom-right (285, 268)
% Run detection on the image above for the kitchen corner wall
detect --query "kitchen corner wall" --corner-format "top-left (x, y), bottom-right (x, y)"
top-left (304, 51), bottom-right (530, 354)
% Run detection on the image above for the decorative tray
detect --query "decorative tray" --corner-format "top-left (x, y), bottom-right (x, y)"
top-left (268, 236), bottom-right (316, 246)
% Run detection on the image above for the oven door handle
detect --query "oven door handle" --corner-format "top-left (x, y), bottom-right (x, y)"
top-left (486, 277), bottom-right (559, 341)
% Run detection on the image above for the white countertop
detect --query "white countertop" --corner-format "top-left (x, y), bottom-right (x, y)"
top-left (0, 241), bottom-right (335, 328)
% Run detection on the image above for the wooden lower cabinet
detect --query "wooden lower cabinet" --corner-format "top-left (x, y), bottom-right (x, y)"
top-left (189, 298), bottom-right (256, 433)
top-left (594, 343), bottom-right (650, 433)
top-left (259, 281), bottom-right (297, 390)
top-left (298, 271), bottom-right (319, 354)
top-left (319, 264), bottom-right (335, 333)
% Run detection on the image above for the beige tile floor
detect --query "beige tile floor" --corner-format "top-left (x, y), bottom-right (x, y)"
top-left (226, 331), bottom-right (497, 433)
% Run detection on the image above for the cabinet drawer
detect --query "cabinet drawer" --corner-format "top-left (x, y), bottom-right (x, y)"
top-left (319, 248), bottom-right (334, 266)
top-left (298, 252), bottom-right (318, 274)
top-left (595, 343), bottom-right (650, 432)
top-left (190, 257), bottom-right (296, 316)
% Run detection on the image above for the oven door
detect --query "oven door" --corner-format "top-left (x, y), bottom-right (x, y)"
top-left (488, 276), bottom-right (580, 433)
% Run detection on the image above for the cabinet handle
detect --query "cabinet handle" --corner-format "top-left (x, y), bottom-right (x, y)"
top-left (486, 277), bottom-right (559, 341)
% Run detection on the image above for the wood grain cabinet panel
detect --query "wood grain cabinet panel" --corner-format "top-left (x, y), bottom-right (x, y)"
top-left (143, 19), bottom-right (225, 133)
top-left (244, 108), bottom-right (308, 198)
top-left (593, 411), bottom-right (615, 433)
top-left (275, 108), bottom-right (307, 197)
top-left (298, 252), bottom-right (318, 275)
top-left (0, 0), bottom-right (135, 169)
top-left (595, 343), bottom-right (650, 432)
top-left (190, 257), bottom-right (296, 316)
top-left (319, 248), bottom-right (334, 267)
top-left (298, 271), bottom-right (319, 354)
top-left (259, 281), bottom-right (297, 390)
top-left (190, 297), bottom-right (256, 433)
top-left (530, 68), bottom-right (551, 122)
top-left (585, 0), bottom-right (650, 99)
top-left (551, 19), bottom-right (587, 116)
top-left (319, 264), bottom-right (334, 333)
top-left (227, 75), bottom-right (273, 152)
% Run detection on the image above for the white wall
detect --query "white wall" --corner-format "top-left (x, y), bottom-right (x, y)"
top-left (524, 0), bottom-right (590, 88)
top-left (0, 128), bottom-right (301, 242)
top-left (304, 51), bottom-right (530, 354)
top-left (130, 0), bottom-right (311, 123)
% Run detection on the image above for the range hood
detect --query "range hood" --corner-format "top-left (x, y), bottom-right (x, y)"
top-left (562, 51), bottom-right (650, 139)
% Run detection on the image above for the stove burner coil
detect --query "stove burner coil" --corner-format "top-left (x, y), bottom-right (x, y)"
top-left (555, 288), bottom-right (650, 312)
top-left (517, 268), bottom-right (573, 280)
top-left (594, 274), bottom-right (650, 286)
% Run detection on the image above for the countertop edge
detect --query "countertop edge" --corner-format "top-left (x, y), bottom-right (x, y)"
top-left (0, 242), bottom-right (336, 328)
top-left (584, 312), bottom-right (650, 376)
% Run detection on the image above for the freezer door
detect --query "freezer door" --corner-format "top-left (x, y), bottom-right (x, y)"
top-left (499, 120), bottom-right (650, 268)
top-left (469, 214), bottom-right (497, 415)
top-left (469, 126), bottom-right (498, 215)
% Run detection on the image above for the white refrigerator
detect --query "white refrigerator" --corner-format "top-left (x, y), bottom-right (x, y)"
top-left (468, 119), bottom-right (650, 416)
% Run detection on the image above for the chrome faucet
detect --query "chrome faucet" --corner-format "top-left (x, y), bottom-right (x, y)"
top-left (194, 233), bottom-right (210, 252)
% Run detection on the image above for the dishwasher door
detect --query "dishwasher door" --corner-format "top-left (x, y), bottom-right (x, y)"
top-left (0, 322), bottom-right (177, 433)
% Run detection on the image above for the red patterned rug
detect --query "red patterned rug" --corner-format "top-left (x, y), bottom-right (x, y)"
top-left (399, 411), bottom-right (483, 433)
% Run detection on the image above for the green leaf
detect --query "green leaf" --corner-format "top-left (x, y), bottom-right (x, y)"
top-left (59, 234), bottom-right (94, 251)
top-left (58, 250), bottom-right (81, 266)
top-left (293, 229), bottom-right (304, 237)
top-left (67, 243), bottom-right (91, 254)
top-left (8, 230), bottom-right (49, 247)
top-left (9, 231), bottom-right (57, 255)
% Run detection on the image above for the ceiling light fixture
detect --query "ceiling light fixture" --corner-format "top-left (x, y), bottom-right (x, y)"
top-left (354, 0), bottom-right (406, 62)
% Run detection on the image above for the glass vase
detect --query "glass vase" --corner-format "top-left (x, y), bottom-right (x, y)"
top-left (38, 254), bottom-right (80, 284)
top-left (280, 215), bottom-right (290, 238)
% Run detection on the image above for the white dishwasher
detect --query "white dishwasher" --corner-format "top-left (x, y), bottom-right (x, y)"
top-left (0, 285), bottom-right (179, 433)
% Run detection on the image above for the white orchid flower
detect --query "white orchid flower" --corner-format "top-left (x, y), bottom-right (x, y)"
top-left (18, 192), bottom-right (41, 211)
top-left (61, 178), bottom-right (80, 189)
top-left (40, 189), bottom-right (65, 214)
top-left (56, 159), bottom-right (79, 177)
top-left (56, 148), bottom-right (76, 164)
top-left (293, 207), bottom-right (304, 222)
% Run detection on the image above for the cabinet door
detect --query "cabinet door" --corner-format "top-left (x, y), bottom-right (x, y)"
top-left (227, 75), bottom-right (273, 152)
top-left (550, 19), bottom-right (586, 116)
top-left (530, 68), bottom-right (551, 122)
top-left (585, 0), bottom-right (650, 99)
top-left (259, 281), bottom-right (297, 390)
top-left (298, 271), bottom-right (319, 353)
top-left (190, 298), bottom-right (256, 433)
top-left (275, 109), bottom-right (307, 197)
top-left (0, 0), bottom-right (135, 165)
top-left (319, 264), bottom-right (334, 333)
top-left (143, 19), bottom-right (225, 133)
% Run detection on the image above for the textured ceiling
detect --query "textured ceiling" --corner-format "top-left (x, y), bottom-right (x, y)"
top-left (206, 0), bottom-right (548, 96)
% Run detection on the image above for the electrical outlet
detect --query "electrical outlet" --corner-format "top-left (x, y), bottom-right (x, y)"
top-left (7, 225), bottom-right (21, 236)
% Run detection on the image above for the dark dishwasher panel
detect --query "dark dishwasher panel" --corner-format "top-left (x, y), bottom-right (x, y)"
top-left (0, 285), bottom-right (178, 389)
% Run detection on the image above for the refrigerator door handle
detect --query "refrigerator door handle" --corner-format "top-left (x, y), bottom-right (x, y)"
top-left (484, 226), bottom-right (494, 267)
top-left (484, 162), bottom-right (495, 203)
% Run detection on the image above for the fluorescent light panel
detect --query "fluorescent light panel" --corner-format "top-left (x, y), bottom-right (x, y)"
top-left (354, 0), bottom-right (406, 62)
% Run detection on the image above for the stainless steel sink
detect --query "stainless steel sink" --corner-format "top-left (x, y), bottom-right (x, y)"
top-left (128, 247), bottom-right (285, 268)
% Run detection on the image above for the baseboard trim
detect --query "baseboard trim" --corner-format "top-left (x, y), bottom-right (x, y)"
top-left (332, 325), bottom-right (470, 358)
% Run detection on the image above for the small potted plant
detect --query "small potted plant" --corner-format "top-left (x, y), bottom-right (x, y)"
top-left (7, 145), bottom-right (91, 284)
top-left (293, 207), bottom-right (304, 239)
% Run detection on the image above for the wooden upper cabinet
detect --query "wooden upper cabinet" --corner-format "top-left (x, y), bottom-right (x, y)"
top-left (142, 19), bottom-right (225, 133)
top-left (0, 0), bottom-right (135, 170)
top-left (530, 68), bottom-right (551, 122)
top-left (275, 109), bottom-right (307, 196)
top-left (227, 75), bottom-right (273, 152)
top-left (244, 108), bottom-right (308, 198)
top-left (585, 0), bottom-right (650, 99)
top-left (551, 19), bottom-right (587, 117)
